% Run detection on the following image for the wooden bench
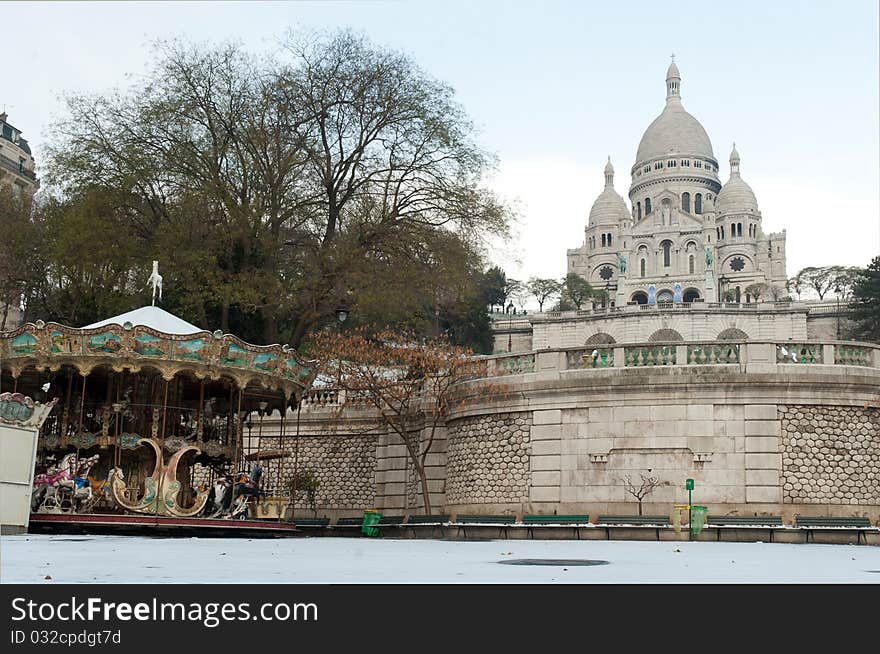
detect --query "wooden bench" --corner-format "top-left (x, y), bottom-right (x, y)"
top-left (596, 515), bottom-right (669, 540)
top-left (522, 514), bottom-right (593, 539)
top-left (523, 514), bottom-right (592, 524)
top-left (598, 515), bottom-right (670, 525)
top-left (334, 517), bottom-right (364, 527)
top-left (291, 517), bottom-right (330, 528)
top-left (705, 515), bottom-right (783, 542)
top-left (796, 516), bottom-right (874, 544)
top-left (707, 515), bottom-right (783, 526)
top-left (405, 515), bottom-right (449, 524)
top-left (452, 515), bottom-right (516, 539)
top-left (401, 515), bottom-right (449, 538)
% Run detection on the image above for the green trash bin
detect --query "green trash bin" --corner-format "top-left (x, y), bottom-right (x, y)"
top-left (690, 505), bottom-right (708, 537)
top-left (362, 509), bottom-right (382, 537)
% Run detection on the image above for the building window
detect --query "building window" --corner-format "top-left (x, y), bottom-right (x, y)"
top-left (695, 161), bottom-right (702, 168)
top-left (695, 193), bottom-right (703, 214)
top-left (689, 255), bottom-right (695, 274)
top-left (640, 259), bottom-right (646, 278)
top-left (645, 198), bottom-right (652, 215)
top-left (601, 234), bottom-right (606, 247)
top-left (599, 265), bottom-right (613, 280)
top-left (720, 225), bottom-right (725, 239)
top-left (637, 202), bottom-right (642, 220)
top-left (730, 256), bottom-right (746, 272)
top-left (682, 192), bottom-right (691, 213)
top-left (661, 240), bottom-right (672, 268)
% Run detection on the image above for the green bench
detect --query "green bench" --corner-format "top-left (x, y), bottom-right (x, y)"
top-left (523, 515), bottom-right (592, 524)
top-left (796, 516), bottom-right (874, 544)
top-left (406, 515), bottom-right (449, 524)
top-left (707, 515), bottom-right (783, 526)
top-left (454, 515), bottom-right (517, 523)
top-left (292, 517), bottom-right (330, 528)
top-left (522, 514), bottom-right (593, 538)
top-left (335, 516), bottom-right (364, 526)
top-left (453, 515), bottom-right (516, 539)
top-left (598, 515), bottom-right (670, 525)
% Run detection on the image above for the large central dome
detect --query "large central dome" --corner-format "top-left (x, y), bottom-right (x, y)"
top-left (636, 103), bottom-right (714, 163)
top-left (634, 60), bottom-right (715, 164)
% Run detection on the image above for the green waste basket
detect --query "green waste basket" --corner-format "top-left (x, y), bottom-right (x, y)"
top-left (362, 509), bottom-right (382, 537)
top-left (690, 505), bottom-right (708, 537)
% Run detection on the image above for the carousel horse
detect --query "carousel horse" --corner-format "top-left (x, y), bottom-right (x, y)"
top-left (32, 453), bottom-right (99, 513)
top-left (32, 453), bottom-right (78, 511)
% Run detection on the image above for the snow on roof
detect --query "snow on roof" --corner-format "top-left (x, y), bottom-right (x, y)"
top-left (82, 306), bottom-right (203, 335)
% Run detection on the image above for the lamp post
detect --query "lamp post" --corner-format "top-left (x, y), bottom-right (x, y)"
top-left (834, 285), bottom-right (841, 340)
top-left (506, 303), bottom-right (513, 353)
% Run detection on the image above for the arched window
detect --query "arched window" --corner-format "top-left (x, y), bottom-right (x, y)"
top-left (689, 255), bottom-right (695, 274)
top-left (682, 192), bottom-right (691, 213)
top-left (640, 258), bottom-right (646, 278)
top-left (607, 233), bottom-right (612, 246)
top-left (735, 286), bottom-right (741, 303)
top-left (631, 291), bottom-right (649, 305)
top-left (645, 198), bottom-right (652, 215)
top-left (721, 225), bottom-right (725, 239)
top-left (695, 193), bottom-right (703, 214)
top-left (637, 202), bottom-right (642, 221)
top-left (738, 223), bottom-right (743, 237)
top-left (661, 240), bottom-right (672, 268)
top-left (601, 234), bottom-right (606, 247)
top-left (716, 227), bottom-right (720, 240)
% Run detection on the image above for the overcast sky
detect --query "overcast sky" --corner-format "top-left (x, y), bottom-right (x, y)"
top-left (5, 1), bottom-right (879, 287)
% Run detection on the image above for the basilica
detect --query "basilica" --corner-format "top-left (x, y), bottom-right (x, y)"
top-left (567, 59), bottom-right (788, 306)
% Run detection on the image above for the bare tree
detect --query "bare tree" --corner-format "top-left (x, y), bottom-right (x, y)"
top-left (310, 327), bottom-right (490, 514)
top-left (621, 473), bottom-right (664, 516)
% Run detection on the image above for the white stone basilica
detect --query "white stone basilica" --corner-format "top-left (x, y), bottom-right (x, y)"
top-left (567, 59), bottom-right (788, 306)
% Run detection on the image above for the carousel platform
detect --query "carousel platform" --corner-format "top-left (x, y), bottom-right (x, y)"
top-left (27, 512), bottom-right (300, 538)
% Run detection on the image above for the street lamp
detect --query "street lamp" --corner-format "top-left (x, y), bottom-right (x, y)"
top-left (335, 306), bottom-right (349, 325)
top-left (834, 285), bottom-right (841, 340)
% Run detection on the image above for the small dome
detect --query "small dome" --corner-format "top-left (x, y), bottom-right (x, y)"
top-left (718, 146), bottom-right (758, 214)
top-left (717, 176), bottom-right (758, 214)
top-left (588, 187), bottom-right (630, 225)
top-left (589, 162), bottom-right (630, 225)
top-left (666, 60), bottom-right (681, 80)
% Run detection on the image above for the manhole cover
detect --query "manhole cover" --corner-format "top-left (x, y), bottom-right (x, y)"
top-left (499, 559), bottom-right (610, 566)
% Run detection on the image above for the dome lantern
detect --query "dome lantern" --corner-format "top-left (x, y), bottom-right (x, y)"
top-left (666, 53), bottom-right (681, 102)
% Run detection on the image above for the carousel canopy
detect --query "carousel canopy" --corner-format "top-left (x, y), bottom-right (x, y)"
top-left (83, 306), bottom-right (202, 335)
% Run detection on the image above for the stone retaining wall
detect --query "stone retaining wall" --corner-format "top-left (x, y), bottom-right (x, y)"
top-left (446, 412), bottom-right (531, 506)
top-left (781, 405), bottom-right (880, 506)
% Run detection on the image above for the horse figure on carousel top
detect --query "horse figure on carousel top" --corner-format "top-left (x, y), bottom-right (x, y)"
top-left (147, 260), bottom-right (163, 306)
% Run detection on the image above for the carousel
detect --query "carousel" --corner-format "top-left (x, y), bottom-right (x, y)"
top-left (0, 264), bottom-right (317, 535)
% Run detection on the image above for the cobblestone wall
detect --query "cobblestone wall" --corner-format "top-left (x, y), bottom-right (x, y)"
top-left (261, 434), bottom-right (377, 509)
top-left (780, 405), bottom-right (880, 505)
top-left (446, 412), bottom-right (531, 505)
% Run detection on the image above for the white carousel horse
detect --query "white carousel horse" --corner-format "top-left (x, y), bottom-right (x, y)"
top-left (147, 260), bottom-right (162, 306)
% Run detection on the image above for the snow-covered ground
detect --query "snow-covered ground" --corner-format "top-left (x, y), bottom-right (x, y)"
top-left (2, 535), bottom-right (879, 583)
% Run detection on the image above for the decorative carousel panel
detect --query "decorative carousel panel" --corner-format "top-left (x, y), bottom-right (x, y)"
top-left (173, 338), bottom-right (209, 362)
top-left (119, 433), bottom-right (142, 449)
top-left (11, 332), bottom-right (37, 355)
top-left (253, 352), bottom-right (280, 373)
top-left (86, 331), bottom-right (123, 354)
top-left (221, 342), bottom-right (251, 368)
top-left (70, 431), bottom-right (99, 449)
top-left (0, 392), bottom-right (36, 423)
top-left (133, 333), bottom-right (167, 357)
top-left (48, 329), bottom-right (80, 355)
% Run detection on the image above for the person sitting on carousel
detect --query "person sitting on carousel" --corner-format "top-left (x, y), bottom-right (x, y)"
top-left (226, 464), bottom-right (265, 518)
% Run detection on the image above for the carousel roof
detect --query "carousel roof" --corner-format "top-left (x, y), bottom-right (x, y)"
top-left (83, 306), bottom-right (202, 335)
